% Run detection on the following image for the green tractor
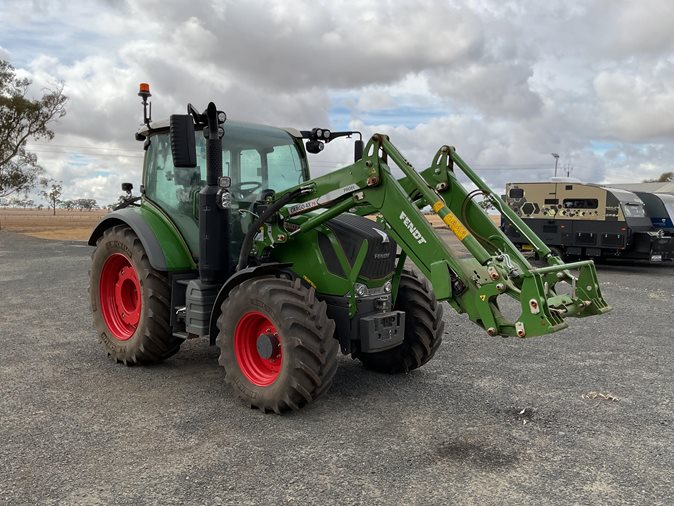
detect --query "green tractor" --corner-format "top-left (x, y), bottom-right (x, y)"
top-left (88, 85), bottom-right (610, 413)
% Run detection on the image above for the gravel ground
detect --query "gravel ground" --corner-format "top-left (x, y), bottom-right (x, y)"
top-left (1, 230), bottom-right (672, 505)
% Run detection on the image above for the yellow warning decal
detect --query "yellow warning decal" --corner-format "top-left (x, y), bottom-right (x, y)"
top-left (432, 200), bottom-right (444, 213)
top-left (302, 275), bottom-right (316, 288)
top-left (442, 210), bottom-right (471, 241)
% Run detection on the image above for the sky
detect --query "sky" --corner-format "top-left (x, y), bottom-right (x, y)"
top-left (2, 0), bottom-right (674, 206)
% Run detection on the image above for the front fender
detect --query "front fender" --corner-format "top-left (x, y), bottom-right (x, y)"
top-left (208, 262), bottom-right (293, 344)
top-left (88, 206), bottom-right (196, 272)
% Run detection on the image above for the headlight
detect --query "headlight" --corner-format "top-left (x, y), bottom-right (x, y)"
top-left (383, 281), bottom-right (392, 293)
top-left (354, 283), bottom-right (367, 297)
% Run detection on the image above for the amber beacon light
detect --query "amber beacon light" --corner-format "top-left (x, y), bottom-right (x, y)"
top-left (138, 82), bottom-right (151, 98)
top-left (138, 83), bottom-right (152, 127)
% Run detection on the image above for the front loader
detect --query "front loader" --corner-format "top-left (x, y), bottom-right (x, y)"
top-left (89, 87), bottom-right (610, 413)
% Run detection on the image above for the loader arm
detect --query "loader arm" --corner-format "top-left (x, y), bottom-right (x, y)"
top-left (254, 134), bottom-right (610, 338)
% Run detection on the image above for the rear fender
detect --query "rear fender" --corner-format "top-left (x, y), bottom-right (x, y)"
top-left (88, 207), bottom-right (195, 271)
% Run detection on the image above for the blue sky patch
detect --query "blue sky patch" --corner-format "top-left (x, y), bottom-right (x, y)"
top-left (0, 20), bottom-right (107, 67)
top-left (328, 90), bottom-right (447, 130)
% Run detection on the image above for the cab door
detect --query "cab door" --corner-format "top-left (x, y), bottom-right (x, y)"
top-left (143, 130), bottom-right (231, 257)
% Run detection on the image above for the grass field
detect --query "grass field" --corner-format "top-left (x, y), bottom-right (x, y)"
top-left (0, 208), bottom-right (108, 241)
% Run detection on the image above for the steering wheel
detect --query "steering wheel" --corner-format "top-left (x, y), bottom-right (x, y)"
top-left (231, 181), bottom-right (263, 199)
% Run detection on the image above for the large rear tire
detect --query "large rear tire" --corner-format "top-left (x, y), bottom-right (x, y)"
top-left (355, 270), bottom-right (444, 374)
top-left (216, 277), bottom-right (338, 413)
top-left (90, 225), bottom-right (181, 364)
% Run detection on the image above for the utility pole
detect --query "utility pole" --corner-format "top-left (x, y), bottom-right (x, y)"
top-left (551, 153), bottom-right (559, 177)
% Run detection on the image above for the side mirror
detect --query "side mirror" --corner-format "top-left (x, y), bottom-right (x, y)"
top-left (354, 139), bottom-right (364, 162)
top-left (170, 114), bottom-right (197, 167)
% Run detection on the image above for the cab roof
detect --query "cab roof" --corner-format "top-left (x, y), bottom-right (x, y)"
top-left (136, 119), bottom-right (303, 139)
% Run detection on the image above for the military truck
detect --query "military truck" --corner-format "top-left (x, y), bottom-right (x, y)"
top-left (502, 181), bottom-right (674, 262)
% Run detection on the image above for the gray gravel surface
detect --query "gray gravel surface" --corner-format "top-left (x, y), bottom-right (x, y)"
top-left (1, 230), bottom-right (673, 505)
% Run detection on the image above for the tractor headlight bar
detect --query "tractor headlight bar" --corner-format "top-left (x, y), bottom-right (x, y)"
top-left (352, 282), bottom-right (393, 299)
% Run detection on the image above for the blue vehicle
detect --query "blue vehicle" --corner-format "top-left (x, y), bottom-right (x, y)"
top-left (634, 192), bottom-right (674, 232)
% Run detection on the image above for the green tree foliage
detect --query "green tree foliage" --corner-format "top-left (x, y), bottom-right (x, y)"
top-left (70, 198), bottom-right (97, 210)
top-left (60, 199), bottom-right (75, 210)
top-left (40, 178), bottom-right (63, 216)
top-left (478, 198), bottom-right (494, 213)
top-left (78, 198), bottom-right (97, 210)
top-left (5, 196), bottom-right (34, 208)
top-left (107, 194), bottom-right (130, 210)
top-left (0, 59), bottom-right (68, 198)
top-left (643, 172), bottom-right (673, 183)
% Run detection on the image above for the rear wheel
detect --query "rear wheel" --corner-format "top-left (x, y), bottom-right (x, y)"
top-left (355, 270), bottom-right (445, 374)
top-left (90, 225), bottom-right (181, 364)
top-left (217, 277), bottom-right (338, 413)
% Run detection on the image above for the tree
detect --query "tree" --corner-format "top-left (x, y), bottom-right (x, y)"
top-left (643, 172), bottom-right (673, 183)
top-left (40, 178), bottom-right (63, 216)
top-left (0, 59), bottom-right (68, 198)
top-left (60, 199), bottom-right (75, 210)
top-left (108, 194), bottom-right (129, 210)
top-left (478, 198), bottom-right (495, 213)
top-left (12, 197), bottom-right (33, 208)
top-left (74, 198), bottom-right (97, 211)
top-left (9, 196), bottom-right (29, 207)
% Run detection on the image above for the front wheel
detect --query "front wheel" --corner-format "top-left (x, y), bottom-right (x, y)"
top-left (216, 277), bottom-right (338, 413)
top-left (354, 270), bottom-right (445, 374)
top-left (90, 225), bottom-right (181, 364)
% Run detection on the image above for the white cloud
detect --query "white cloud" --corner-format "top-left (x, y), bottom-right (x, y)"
top-left (3, 0), bottom-right (674, 206)
top-left (594, 67), bottom-right (674, 141)
top-left (429, 61), bottom-right (543, 117)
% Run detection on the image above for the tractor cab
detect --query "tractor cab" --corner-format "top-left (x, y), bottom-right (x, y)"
top-left (137, 119), bottom-right (309, 261)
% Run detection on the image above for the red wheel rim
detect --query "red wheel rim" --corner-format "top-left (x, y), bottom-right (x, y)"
top-left (99, 253), bottom-right (141, 341)
top-left (234, 311), bottom-right (282, 386)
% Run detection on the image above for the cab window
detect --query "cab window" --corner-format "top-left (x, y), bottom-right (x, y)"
top-left (144, 132), bottom-right (230, 219)
top-left (563, 198), bottom-right (598, 209)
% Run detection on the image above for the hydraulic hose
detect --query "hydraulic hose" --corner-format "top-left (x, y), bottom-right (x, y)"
top-left (236, 188), bottom-right (305, 271)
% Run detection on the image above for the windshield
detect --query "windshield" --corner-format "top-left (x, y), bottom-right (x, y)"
top-left (210, 124), bottom-right (307, 197)
top-left (621, 203), bottom-right (646, 218)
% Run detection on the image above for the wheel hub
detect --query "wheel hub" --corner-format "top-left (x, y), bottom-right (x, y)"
top-left (115, 266), bottom-right (141, 326)
top-left (256, 332), bottom-right (280, 360)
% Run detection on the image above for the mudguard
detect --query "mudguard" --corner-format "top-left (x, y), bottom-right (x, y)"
top-left (208, 262), bottom-right (293, 344)
top-left (88, 206), bottom-right (195, 272)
